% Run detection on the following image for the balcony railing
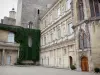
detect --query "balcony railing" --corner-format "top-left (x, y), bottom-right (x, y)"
top-left (0, 41), bottom-right (20, 48)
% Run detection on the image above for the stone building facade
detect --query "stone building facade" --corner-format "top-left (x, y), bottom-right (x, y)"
top-left (16, 0), bottom-right (39, 29)
top-left (40, 0), bottom-right (75, 69)
top-left (40, 0), bottom-right (100, 72)
top-left (0, 8), bottom-right (19, 65)
top-left (72, 0), bottom-right (100, 71)
top-left (0, 30), bottom-right (19, 65)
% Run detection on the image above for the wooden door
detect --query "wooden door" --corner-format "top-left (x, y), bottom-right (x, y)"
top-left (81, 57), bottom-right (89, 71)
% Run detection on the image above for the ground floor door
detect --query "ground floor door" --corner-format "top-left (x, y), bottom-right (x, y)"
top-left (81, 57), bottom-right (89, 71)
top-left (69, 56), bottom-right (73, 67)
top-left (7, 56), bottom-right (11, 65)
top-left (47, 57), bottom-right (49, 66)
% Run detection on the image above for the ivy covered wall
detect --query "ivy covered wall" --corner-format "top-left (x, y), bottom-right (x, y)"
top-left (0, 24), bottom-right (40, 62)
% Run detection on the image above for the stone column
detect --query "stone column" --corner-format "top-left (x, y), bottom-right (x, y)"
top-left (18, 49), bottom-right (19, 58)
top-left (2, 49), bottom-right (5, 65)
top-left (75, 28), bottom-right (81, 71)
top-left (83, 0), bottom-right (88, 20)
top-left (67, 46), bottom-right (70, 69)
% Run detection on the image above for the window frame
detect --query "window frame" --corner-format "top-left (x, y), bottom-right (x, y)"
top-left (66, 0), bottom-right (71, 11)
top-left (57, 7), bottom-right (61, 17)
top-left (77, 0), bottom-right (84, 21)
top-left (89, 0), bottom-right (100, 17)
top-left (68, 23), bottom-right (73, 35)
top-left (28, 36), bottom-right (32, 47)
top-left (8, 32), bottom-right (15, 43)
top-left (57, 25), bottom-right (61, 39)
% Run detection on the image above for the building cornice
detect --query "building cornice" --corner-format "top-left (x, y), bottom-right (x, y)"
top-left (41, 33), bottom-right (75, 50)
top-left (41, 0), bottom-right (62, 20)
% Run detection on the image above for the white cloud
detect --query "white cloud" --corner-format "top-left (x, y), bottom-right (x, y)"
top-left (0, 0), bottom-right (18, 20)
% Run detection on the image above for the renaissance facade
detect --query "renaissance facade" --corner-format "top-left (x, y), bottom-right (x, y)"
top-left (40, 0), bottom-right (75, 69)
top-left (40, 0), bottom-right (100, 72)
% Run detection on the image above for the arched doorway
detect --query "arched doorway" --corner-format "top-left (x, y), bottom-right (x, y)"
top-left (69, 56), bottom-right (73, 66)
top-left (81, 56), bottom-right (89, 71)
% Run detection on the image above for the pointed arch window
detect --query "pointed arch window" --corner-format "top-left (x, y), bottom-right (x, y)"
top-left (28, 21), bottom-right (33, 29)
top-left (79, 29), bottom-right (88, 50)
top-left (89, 0), bottom-right (100, 17)
top-left (77, 0), bottom-right (84, 21)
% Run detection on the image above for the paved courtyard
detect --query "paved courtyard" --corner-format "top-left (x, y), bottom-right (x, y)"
top-left (0, 66), bottom-right (97, 75)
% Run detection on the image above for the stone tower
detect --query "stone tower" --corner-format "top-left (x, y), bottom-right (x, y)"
top-left (1, 8), bottom-right (16, 25)
top-left (9, 8), bottom-right (16, 19)
top-left (16, 0), bottom-right (39, 29)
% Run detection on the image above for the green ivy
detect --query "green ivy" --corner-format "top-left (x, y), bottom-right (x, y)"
top-left (0, 24), bottom-right (40, 62)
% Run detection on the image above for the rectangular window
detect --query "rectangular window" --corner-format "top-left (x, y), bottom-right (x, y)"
top-left (44, 36), bottom-right (46, 45)
top-left (45, 20), bottom-right (47, 27)
top-left (50, 14), bottom-right (52, 23)
top-left (8, 32), bottom-right (14, 43)
top-left (53, 27), bottom-right (55, 40)
top-left (50, 31), bottom-right (53, 42)
top-left (57, 26), bottom-right (61, 38)
top-left (61, 2), bottom-right (65, 13)
top-left (50, 51), bottom-right (53, 57)
top-left (57, 8), bottom-right (61, 17)
top-left (63, 48), bottom-right (67, 55)
top-left (68, 23), bottom-right (73, 35)
top-left (66, 0), bottom-right (71, 10)
top-left (59, 58), bottom-right (61, 65)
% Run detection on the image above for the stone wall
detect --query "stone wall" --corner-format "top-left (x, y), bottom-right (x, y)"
top-left (0, 30), bottom-right (8, 42)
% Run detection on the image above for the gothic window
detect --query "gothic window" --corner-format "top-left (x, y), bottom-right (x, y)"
top-left (77, 0), bottom-right (84, 21)
top-left (89, 0), bottom-right (100, 17)
top-left (79, 29), bottom-right (88, 50)
top-left (28, 21), bottom-right (33, 29)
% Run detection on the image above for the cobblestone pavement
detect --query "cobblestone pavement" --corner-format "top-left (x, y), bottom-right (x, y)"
top-left (0, 66), bottom-right (98, 75)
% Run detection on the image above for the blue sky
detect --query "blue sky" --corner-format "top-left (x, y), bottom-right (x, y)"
top-left (0, 0), bottom-right (18, 20)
